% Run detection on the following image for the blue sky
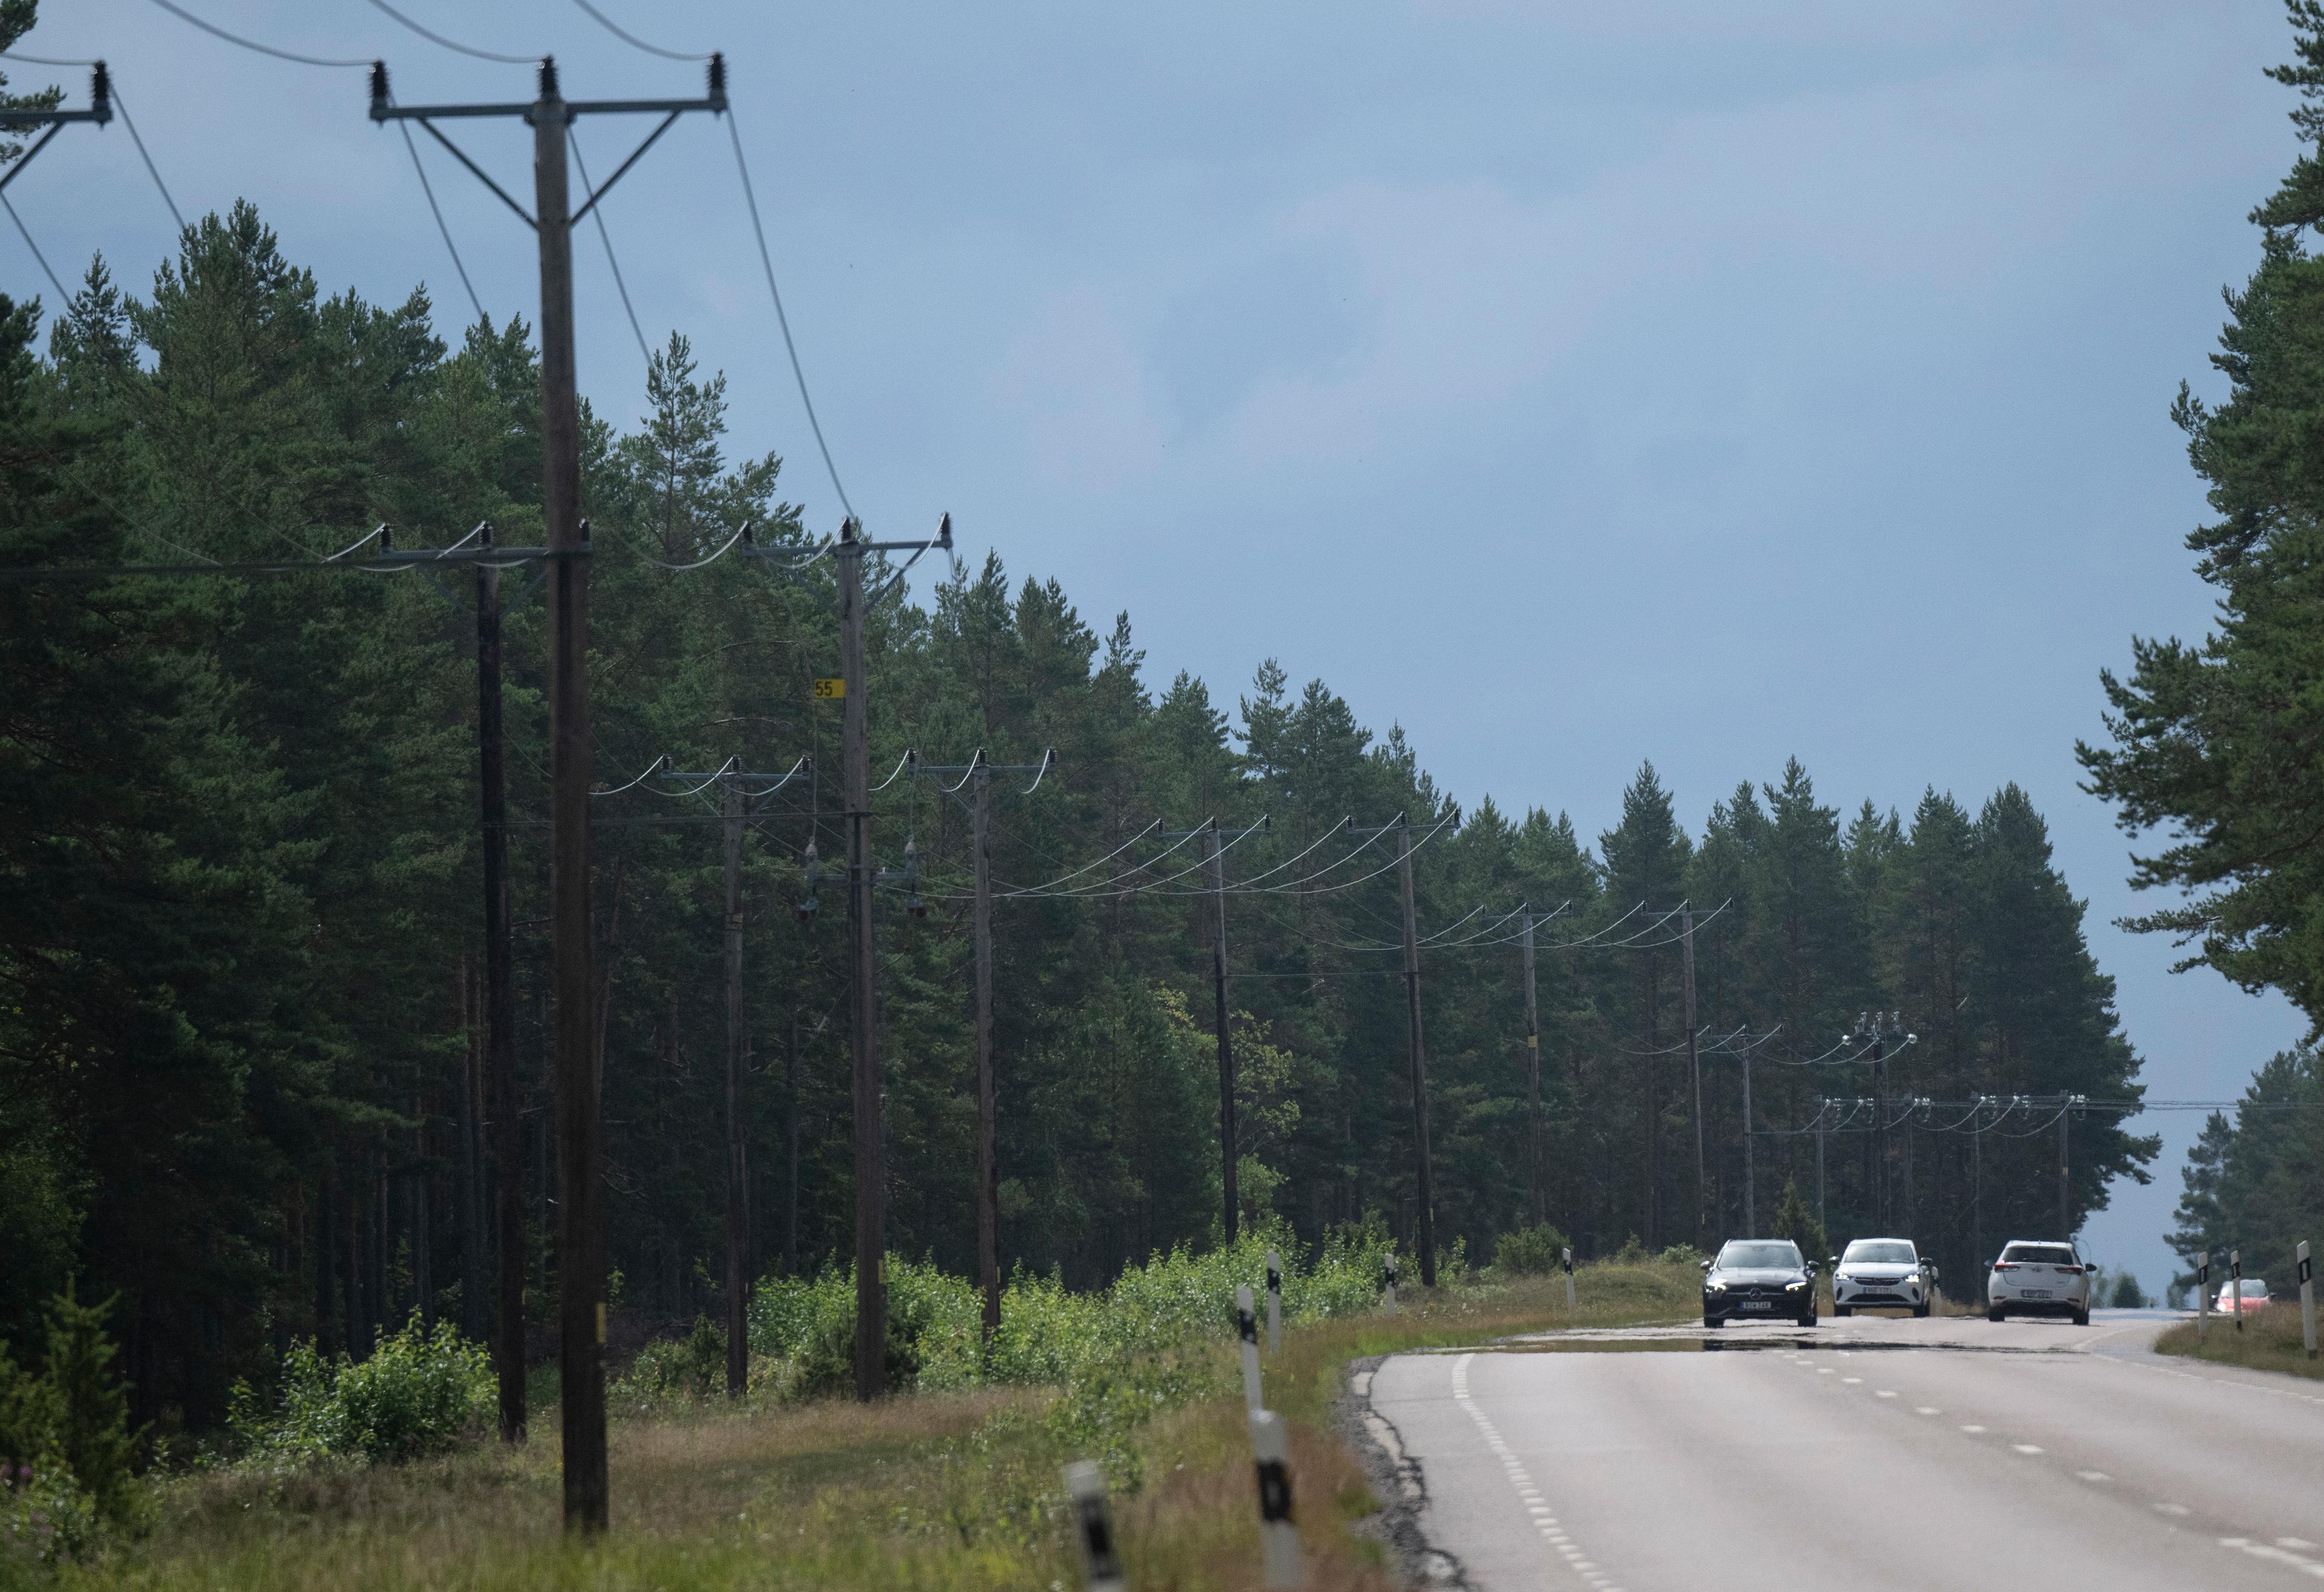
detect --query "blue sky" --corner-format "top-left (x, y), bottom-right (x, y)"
top-left (18, 0), bottom-right (2314, 1291)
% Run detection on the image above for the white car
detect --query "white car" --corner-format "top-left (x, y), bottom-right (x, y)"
top-left (1831, 1238), bottom-right (1931, 1317)
top-left (1987, 1241), bottom-right (2090, 1326)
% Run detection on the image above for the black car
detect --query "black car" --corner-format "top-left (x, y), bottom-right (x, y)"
top-left (1701, 1239), bottom-right (1819, 1327)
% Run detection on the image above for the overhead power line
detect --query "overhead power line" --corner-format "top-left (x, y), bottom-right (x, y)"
top-left (362, 0), bottom-right (537, 65)
top-left (396, 115), bottom-right (482, 321)
top-left (2, 192), bottom-right (65, 300)
top-left (567, 0), bottom-right (712, 62)
top-left (565, 129), bottom-right (649, 367)
top-left (4, 50), bottom-right (97, 67)
top-left (144, 0), bottom-right (372, 67)
top-left (726, 111), bottom-right (854, 524)
top-left (108, 82), bottom-right (183, 232)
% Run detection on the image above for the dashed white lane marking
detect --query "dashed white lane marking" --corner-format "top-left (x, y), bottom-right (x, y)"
top-left (1874, 1390), bottom-right (1897, 1399)
top-left (1960, 1424), bottom-right (1986, 1433)
top-left (2011, 1444), bottom-right (2044, 1455)
top-left (2285, 1539), bottom-right (2320, 1551)
top-left (1817, 1368), bottom-right (1834, 1375)
top-left (2153, 1503), bottom-right (2191, 1516)
top-left (2221, 1538), bottom-right (2324, 1578)
top-left (1842, 1377), bottom-right (1863, 1384)
top-left (2075, 1471), bottom-right (2112, 1483)
top-left (1914, 1407), bottom-right (1940, 1415)
top-left (1453, 1353), bottom-right (1624, 1592)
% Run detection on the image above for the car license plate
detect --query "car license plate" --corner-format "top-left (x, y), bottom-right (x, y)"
top-left (2023, 1290), bottom-right (2050, 1299)
top-left (1741, 1300), bottom-right (1772, 1311)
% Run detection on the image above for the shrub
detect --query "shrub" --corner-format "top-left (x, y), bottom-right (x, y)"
top-left (2110, 1272), bottom-right (2147, 1309)
top-left (0, 1458), bottom-right (96, 1577)
top-left (39, 1291), bottom-right (136, 1525)
top-left (1657, 1243), bottom-right (1707, 1267)
top-left (614, 1317), bottom-right (728, 1411)
top-left (233, 1315), bottom-right (493, 1465)
top-left (749, 1222), bottom-right (1404, 1402)
top-left (1491, 1225), bottom-right (1569, 1275)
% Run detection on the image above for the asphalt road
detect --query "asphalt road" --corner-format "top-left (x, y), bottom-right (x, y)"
top-left (1362, 1309), bottom-right (2324, 1591)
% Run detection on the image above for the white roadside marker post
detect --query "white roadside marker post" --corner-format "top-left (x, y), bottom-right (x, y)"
top-left (1065, 1460), bottom-right (1128, 1592)
top-left (1236, 1285), bottom-right (1264, 1413)
top-left (1250, 1409), bottom-right (1302, 1589)
top-left (2300, 1240), bottom-right (2316, 1361)
top-left (1266, 1249), bottom-right (1284, 1357)
top-left (1382, 1252), bottom-right (1398, 1317)
top-left (2232, 1249), bottom-right (2244, 1334)
top-left (1562, 1246), bottom-right (1575, 1313)
top-left (2197, 1251), bottom-right (2209, 1344)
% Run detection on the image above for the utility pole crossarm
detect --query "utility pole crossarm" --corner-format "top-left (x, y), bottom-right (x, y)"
top-left (357, 51), bottom-right (729, 1535)
top-left (0, 62), bottom-right (112, 195)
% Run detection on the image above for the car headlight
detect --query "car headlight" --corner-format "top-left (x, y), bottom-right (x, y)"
top-left (1706, 1280), bottom-right (1727, 1292)
top-left (1785, 1281), bottom-right (1806, 1291)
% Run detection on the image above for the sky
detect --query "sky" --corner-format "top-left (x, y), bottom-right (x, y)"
top-left (15, 0), bottom-right (2315, 1294)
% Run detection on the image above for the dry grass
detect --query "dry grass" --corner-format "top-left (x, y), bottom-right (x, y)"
top-left (2155, 1303), bottom-right (2324, 1381)
top-left (55, 1265), bottom-right (1699, 1592)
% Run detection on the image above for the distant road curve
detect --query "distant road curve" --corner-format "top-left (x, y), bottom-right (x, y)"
top-left (1362, 1311), bottom-right (2324, 1591)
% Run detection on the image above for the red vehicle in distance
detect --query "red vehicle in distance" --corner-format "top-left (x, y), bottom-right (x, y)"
top-left (2216, 1279), bottom-right (2271, 1316)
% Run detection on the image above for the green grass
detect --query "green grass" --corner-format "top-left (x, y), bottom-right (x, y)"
top-left (2154, 1303), bottom-right (2324, 1381)
top-left (38, 1260), bottom-right (1701, 1592)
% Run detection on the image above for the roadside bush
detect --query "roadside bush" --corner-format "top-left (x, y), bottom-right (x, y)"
top-left (750, 1222), bottom-right (1406, 1401)
top-left (0, 1291), bottom-right (143, 1579)
top-left (615, 1317), bottom-right (727, 1410)
top-left (231, 1315), bottom-right (492, 1465)
top-left (1491, 1224), bottom-right (1570, 1277)
top-left (0, 1458), bottom-right (96, 1579)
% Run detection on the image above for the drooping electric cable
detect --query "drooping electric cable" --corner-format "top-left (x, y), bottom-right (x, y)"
top-left (361, 0), bottom-right (536, 65)
top-left (396, 114), bottom-right (483, 323)
top-left (2, 193), bottom-right (65, 300)
top-left (145, 0), bottom-right (372, 67)
top-left (566, 128), bottom-right (651, 368)
top-left (726, 112), bottom-right (854, 523)
top-left (566, 0), bottom-right (712, 62)
top-left (108, 82), bottom-right (185, 232)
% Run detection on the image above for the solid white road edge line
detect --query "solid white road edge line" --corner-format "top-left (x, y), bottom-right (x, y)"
top-left (1451, 1352), bottom-right (1627, 1592)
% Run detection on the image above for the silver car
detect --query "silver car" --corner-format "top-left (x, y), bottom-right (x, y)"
top-left (1986, 1240), bottom-right (2090, 1326)
top-left (1831, 1238), bottom-right (1930, 1317)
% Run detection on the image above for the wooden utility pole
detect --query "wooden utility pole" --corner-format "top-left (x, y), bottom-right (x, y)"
top-left (972, 757), bottom-right (999, 1340)
top-left (1158, 815), bottom-right (1267, 1243)
top-left (1210, 820), bottom-right (1238, 1242)
top-left (722, 775), bottom-right (748, 1397)
top-left (476, 525), bottom-right (526, 1444)
top-left (1396, 817), bottom-right (1438, 1287)
top-left (533, 66), bottom-right (608, 1532)
top-left (372, 51), bottom-right (728, 1530)
top-left (837, 522), bottom-right (885, 1401)
top-left (750, 516), bottom-right (950, 1401)
top-left (1520, 906), bottom-right (1543, 1228)
top-left (910, 749), bottom-right (1051, 1341)
top-left (1682, 906), bottom-right (1701, 1238)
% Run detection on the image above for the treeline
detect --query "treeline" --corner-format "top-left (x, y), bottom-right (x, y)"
top-left (0, 205), bottom-right (2147, 1433)
top-left (2079, 6), bottom-right (2324, 1281)
top-left (2167, 1050), bottom-right (2324, 1297)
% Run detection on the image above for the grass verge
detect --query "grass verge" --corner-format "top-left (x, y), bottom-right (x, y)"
top-left (48, 1262), bottom-right (1698, 1592)
top-left (2154, 1305), bottom-right (2323, 1381)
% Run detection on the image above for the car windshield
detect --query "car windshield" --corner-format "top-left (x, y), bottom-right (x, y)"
top-left (1717, 1242), bottom-right (1801, 1270)
top-left (2237, 1281), bottom-right (2268, 1297)
top-left (2001, 1245), bottom-right (2076, 1266)
top-left (1843, 1242), bottom-right (1916, 1266)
